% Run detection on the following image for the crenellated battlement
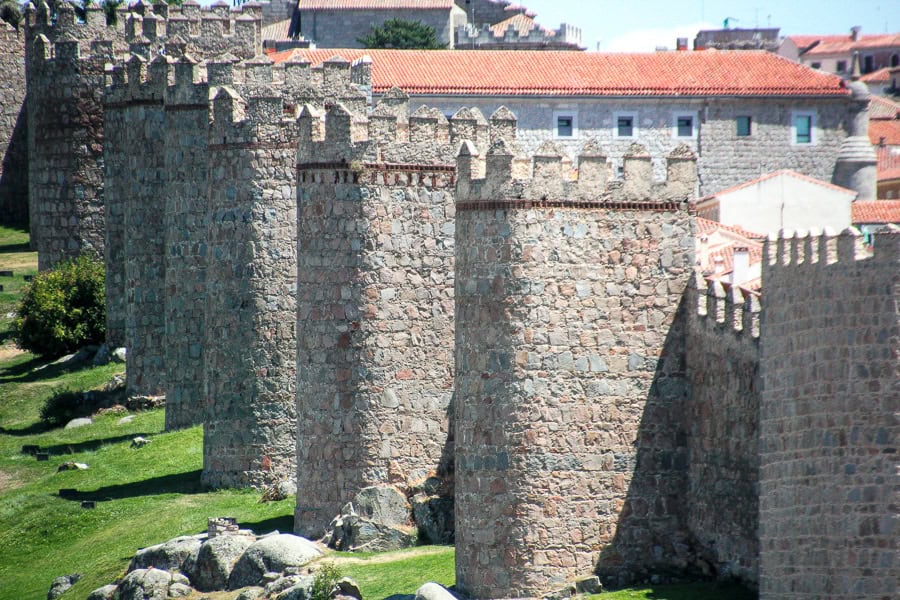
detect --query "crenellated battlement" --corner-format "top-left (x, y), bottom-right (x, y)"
top-left (762, 225), bottom-right (899, 270)
top-left (456, 137), bottom-right (697, 208)
top-left (691, 272), bottom-right (760, 339)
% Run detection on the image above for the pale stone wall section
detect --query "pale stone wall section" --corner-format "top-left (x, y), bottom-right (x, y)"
top-left (454, 140), bottom-right (698, 597)
top-left (0, 22), bottom-right (28, 225)
top-left (759, 226), bottom-right (899, 600)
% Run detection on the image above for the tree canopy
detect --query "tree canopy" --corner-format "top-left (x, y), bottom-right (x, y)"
top-left (357, 18), bottom-right (444, 50)
top-left (0, 0), bottom-right (23, 30)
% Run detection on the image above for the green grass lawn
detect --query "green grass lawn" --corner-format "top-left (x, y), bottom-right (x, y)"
top-left (0, 226), bottom-right (754, 599)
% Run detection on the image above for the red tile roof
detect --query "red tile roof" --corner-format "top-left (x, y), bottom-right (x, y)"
top-left (803, 33), bottom-right (900, 56)
top-left (261, 18), bottom-right (293, 42)
top-left (851, 200), bottom-right (900, 223)
top-left (297, 0), bottom-right (455, 9)
top-left (870, 120), bottom-right (900, 146)
top-left (695, 217), bottom-right (765, 239)
top-left (697, 169), bottom-right (856, 203)
top-left (870, 95), bottom-right (900, 120)
top-left (861, 66), bottom-right (892, 83)
top-left (695, 217), bottom-right (764, 281)
top-left (786, 34), bottom-right (847, 51)
top-left (877, 146), bottom-right (900, 176)
top-left (271, 49), bottom-right (849, 97)
top-left (489, 13), bottom-right (549, 38)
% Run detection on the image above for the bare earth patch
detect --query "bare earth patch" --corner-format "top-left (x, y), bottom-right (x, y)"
top-left (324, 545), bottom-right (450, 566)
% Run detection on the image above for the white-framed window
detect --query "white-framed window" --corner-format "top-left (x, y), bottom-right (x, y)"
top-left (672, 113), bottom-right (697, 139)
top-left (614, 112), bottom-right (636, 138)
top-left (791, 111), bottom-right (816, 145)
top-left (553, 110), bottom-right (577, 138)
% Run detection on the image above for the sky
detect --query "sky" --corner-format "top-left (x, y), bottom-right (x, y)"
top-left (515, 0), bottom-right (899, 52)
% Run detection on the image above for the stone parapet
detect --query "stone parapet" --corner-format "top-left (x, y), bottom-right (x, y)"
top-left (758, 225), bottom-right (898, 599)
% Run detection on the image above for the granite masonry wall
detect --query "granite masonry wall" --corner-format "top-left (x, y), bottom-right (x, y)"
top-left (758, 227), bottom-right (899, 600)
top-left (293, 97), bottom-right (473, 536)
top-left (298, 6), bottom-right (462, 49)
top-left (453, 140), bottom-right (699, 597)
top-left (684, 277), bottom-right (761, 585)
top-left (0, 22), bottom-right (28, 226)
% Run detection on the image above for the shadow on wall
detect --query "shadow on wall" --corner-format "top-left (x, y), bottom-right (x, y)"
top-left (594, 294), bottom-right (708, 587)
top-left (0, 100), bottom-right (29, 228)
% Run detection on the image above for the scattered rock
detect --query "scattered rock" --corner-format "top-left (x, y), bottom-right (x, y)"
top-left (260, 479), bottom-right (298, 502)
top-left (48, 573), bottom-right (81, 599)
top-left (353, 486), bottom-right (411, 527)
top-left (126, 395), bottom-right (166, 411)
top-left (188, 531), bottom-right (255, 591)
top-left (117, 568), bottom-right (172, 600)
top-left (275, 580), bottom-right (315, 600)
top-left (86, 584), bottom-right (117, 600)
top-left (235, 588), bottom-right (265, 600)
top-left (168, 582), bottom-right (192, 598)
top-left (326, 508), bottom-right (417, 552)
top-left (227, 534), bottom-right (322, 589)
top-left (64, 417), bottom-right (93, 429)
top-left (129, 535), bottom-right (202, 573)
top-left (411, 494), bottom-right (454, 544)
top-left (117, 415), bottom-right (136, 425)
top-left (336, 577), bottom-right (363, 600)
top-left (130, 436), bottom-right (152, 448)
top-left (97, 405), bottom-right (127, 415)
top-left (57, 461), bottom-right (89, 472)
top-left (265, 574), bottom-right (312, 597)
top-left (574, 575), bottom-right (602, 594)
top-left (415, 582), bottom-right (457, 600)
top-left (111, 347), bottom-right (127, 363)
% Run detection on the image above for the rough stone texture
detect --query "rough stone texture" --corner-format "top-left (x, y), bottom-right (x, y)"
top-left (685, 277), bottom-right (761, 584)
top-left (227, 534), bottom-right (322, 589)
top-left (86, 584), bottom-right (118, 600)
top-left (453, 144), bottom-right (696, 598)
top-left (414, 581), bottom-right (458, 600)
top-left (0, 22), bottom-right (28, 226)
top-left (117, 568), bottom-right (172, 600)
top-left (352, 485), bottom-right (411, 526)
top-left (188, 533), bottom-right (255, 592)
top-left (758, 227), bottom-right (899, 600)
top-left (298, 6), bottom-right (459, 48)
top-left (294, 100), bottom-right (457, 537)
top-left (128, 535), bottom-right (203, 574)
top-left (47, 574), bottom-right (80, 599)
top-left (202, 77), bottom-right (299, 489)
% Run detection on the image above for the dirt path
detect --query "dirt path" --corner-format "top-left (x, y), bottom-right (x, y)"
top-left (321, 545), bottom-right (451, 566)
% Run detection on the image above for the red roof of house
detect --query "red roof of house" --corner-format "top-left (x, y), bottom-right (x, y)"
top-left (786, 34), bottom-right (847, 51)
top-left (870, 120), bottom-right (900, 146)
top-left (697, 169), bottom-right (857, 203)
top-left (802, 33), bottom-right (900, 56)
top-left (861, 66), bottom-right (892, 83)
top-left (297, 0), bottom-right (455, 9)
top-left (851, 200), bottom-right (900, 223)
top-left (870, 95), bottom-right (900, 120)
top-left (270, 49), bottom-right (849, 96)
top-left (877, 146), bottom-right (900, 177)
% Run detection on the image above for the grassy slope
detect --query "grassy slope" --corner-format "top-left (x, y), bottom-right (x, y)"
top-left (0, 225), bottom-right (752, 599)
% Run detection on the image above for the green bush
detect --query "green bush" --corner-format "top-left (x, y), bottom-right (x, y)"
top-left (39, 387), bottom-right (85, 426)
top-left (13, 255), bottom-right (105, 357)
top-left (311, 562), bottom-right (343, 600)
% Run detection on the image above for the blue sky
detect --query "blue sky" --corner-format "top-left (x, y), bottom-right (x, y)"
top-left (517, 0), bottom-right (899, 51)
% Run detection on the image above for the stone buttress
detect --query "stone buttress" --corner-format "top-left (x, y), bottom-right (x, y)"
top-left (292, 95), bottom-right (500, 536)
top-left (758, 226), bottom-right (898, 600)
top-left (453, 138), bottom-right (698, 597)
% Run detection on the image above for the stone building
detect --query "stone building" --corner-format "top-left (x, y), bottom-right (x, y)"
top-left (273, 48), bottom-right (859, 196)
top-left (779, 28), bottom-right (900, 76)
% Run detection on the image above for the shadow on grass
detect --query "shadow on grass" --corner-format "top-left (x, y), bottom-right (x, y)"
top-left (60, 469), bottom-right (205, 501)
top-left (383, 595), bottom-right (415, 600)
top-left (240, 513), bottom-right (296, 535)
top-left (0, 241), bottom-right (32, 254)
top-left (642, 582), bottom-right (758, 600)
top-left (0, 356), bottom-right (95, 383)
top-left (0, 421), bottom-right (51, 436)
top-left (39, 433), bottom-right (153, 456)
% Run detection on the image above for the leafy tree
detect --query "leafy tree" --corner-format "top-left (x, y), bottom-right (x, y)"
top-left (0, 0), bottom-right (23, 30)
top-left (357, 18), bottom-right (444, 49)
top-left (13, 254), bottom-right (106, 357)
top-left (100, 0), bottom-right (122, 25)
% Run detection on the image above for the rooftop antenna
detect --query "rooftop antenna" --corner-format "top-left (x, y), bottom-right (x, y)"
top-left (724, 17), bottom-right (739, 29)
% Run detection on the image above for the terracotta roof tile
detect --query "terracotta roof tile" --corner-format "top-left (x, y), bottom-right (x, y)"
top-left (870, 120), bottom-right (900, 146)
top-left (803, 33), bottom-right (900, 56)
top-left (298, 0), bottom-right (455, 9)
top-left (272, 49), bottom-right (849, 97)
top-left (489, 13), bottom-right (549, 38)
top-left (697, 169), bottom-right (856, 203)
top-left (695, 217), bottom-right (764, 279)
top-left (877, 146), bottom-right (900, 175)
top-left (786, 34), bottom-right (847, 51)
top-left (861, 66), bottom-right (892, 83)
top-left (869, 95), bottom-right (900, 120)
top-left (851, 200), bottom-right (900, 223)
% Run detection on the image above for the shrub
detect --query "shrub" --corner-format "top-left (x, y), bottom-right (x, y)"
top-left (39, 387), bottom-right (86, 426)
top-left (311, 562), bottom-right (343, 600)
top-left (13, 254), bottom-right (105, 357)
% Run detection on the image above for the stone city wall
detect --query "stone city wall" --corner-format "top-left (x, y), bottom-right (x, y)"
top-left (293, 96), bottom-right (476, 537)
top-left (299, 7), bottom-right (459, 48)
top-left (0, 22), bottom-right (28, 226)
top-left (453, 140), bottom-right (698, 597)
top-left (758, 227), bottom-right (898, 600)
top-left (684, 277), bottom-right (761, 585)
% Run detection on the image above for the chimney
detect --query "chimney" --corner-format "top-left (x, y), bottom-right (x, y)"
top-left (676, 37), bottom-right (688, 51)
top-left (850, 26), bottom-right (861, 42)
top-left (732, 247), bottom-right (750, 284)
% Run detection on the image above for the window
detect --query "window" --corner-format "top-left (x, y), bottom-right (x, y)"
top-left (615, 113), bottom-right (635, 138)
top-left (891, 54), bottom-right (899, 68)
top-left (792, 112), bottom-right (814, 145)
top-left (553, 110), bottom-right (577, 138)
top-left (673, 114), bottom-right (695, 138)
top-left (810, 61), bottom-right (821, 69)
top-left (836, 60), bottom-right (847, 73)
top-left (863, 54), bottom-right (874, 73)
top-left (736, 115), bottom-right (752, 137)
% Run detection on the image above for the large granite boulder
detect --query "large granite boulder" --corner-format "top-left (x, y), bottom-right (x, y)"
top-left (86, 584), bottom-right (117, 600)
top-left (129, 535), bottom-right (203, 573)
top-left (227, 534), bottom-right (322, 589)
top-left (415, 582), bottom-right (458, 600)
top-left (411, 494), bottom-right (454, 544)
top-left (117, 568), bottom-right (172, 600)
top-left (47, 574), bottom-right (80, 599)
top-left (353, 486), bottom-right (410, 526)
top-left (188, 533), bottom-right (255, 591)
